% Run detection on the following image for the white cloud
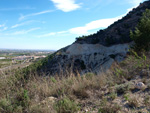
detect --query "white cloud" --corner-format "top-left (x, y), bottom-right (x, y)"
top-left (38, 6), bottom-right (139, 37)
top-left (19, 10), bottom-right (53, 20)
top-left (37, 30), bottom-right (68, 38)
top-left (51, 0), bottom-right (81, 12)
top-left (12, 27), bottom-right (40, 35)
top-left (0, 24), bottom-right (8, 31)
top-left (69, 16), bottom-right (122, 35)
top-left (11, 21), bottom-right (34, 28)
top-left (69, 1), bottom-right (148, 35)
top-left (38, 16), bottom-right (122, 37)
top-left (12, 20), bottom-right (46, 29)
top-left (38, 15), bottom-right (123, 37)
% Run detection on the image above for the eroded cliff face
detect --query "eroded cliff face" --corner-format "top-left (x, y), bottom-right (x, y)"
top-left (43, 43), bottom-right (130, 75)
top-left (66, 43), bottom-right (129, 74)
top-left (39, 1), bottom-right (150, 75)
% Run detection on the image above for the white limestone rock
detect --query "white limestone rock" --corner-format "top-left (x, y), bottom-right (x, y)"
top-left (65, 43), bottom-right (129, 74)
top-left (66, 43), bottom-right (129, 56)
top-left (135, 82), bottom-right (146, 90)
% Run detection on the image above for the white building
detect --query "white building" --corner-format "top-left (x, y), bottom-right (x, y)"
top-left (0, 57), bottom-right (6, 59)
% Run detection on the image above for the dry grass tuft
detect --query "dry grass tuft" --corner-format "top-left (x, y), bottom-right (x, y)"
top-left (128, 96), bottom-right (140, 108)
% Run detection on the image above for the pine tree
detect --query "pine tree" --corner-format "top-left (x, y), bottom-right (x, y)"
top-left (130, 9), bottom-right (150, 51)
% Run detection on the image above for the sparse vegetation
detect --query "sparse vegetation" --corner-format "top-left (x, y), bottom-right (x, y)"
top-left (0, 51), bottom-right (150, 112)
top-left (76, 35), bottom-right (88, 40)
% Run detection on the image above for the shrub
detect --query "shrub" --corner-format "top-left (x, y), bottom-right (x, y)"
top-left (124, 93), bottom-right (130, 101)
top-left (130, 9), bottom-right (150, 52)
top-left (54, 97), bottom-right (80, 113)
top-left (144, 95), bottom-right (150, 106)
top-left (50, 77), bottom-right (57, 83)
top-left (15, 89), bottom-right (30, 108)
top-left (109, 92), bottom-right (117, 100)
top-left (116, 84), bottom-right (128, 95)
top-left (73, 89), bottom-right (89, 99)
top-left (0, 98), bottom-right (13, 112)
top-left (85, 72), bottom-right (95, 79)
top-left (128, 97), bottom-right (139, 108)
top-left (76, 35), bottom-right (87, 41)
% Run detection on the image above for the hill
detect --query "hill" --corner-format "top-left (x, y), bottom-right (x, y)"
top-left (1, 45), bottom-right (150, 113)
top-left (33, 0), bottom-right (150, 75)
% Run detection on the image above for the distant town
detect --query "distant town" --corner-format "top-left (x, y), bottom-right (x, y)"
top-left (0, 49), bottom-right (55, 70)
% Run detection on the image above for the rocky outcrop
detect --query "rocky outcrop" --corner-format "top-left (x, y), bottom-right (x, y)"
top-left (39, 1), bottom-right (150, 75)
top-left (42, 43), bottom-right (130, 75)
top-left (66, 43), bottom-right (129, 73)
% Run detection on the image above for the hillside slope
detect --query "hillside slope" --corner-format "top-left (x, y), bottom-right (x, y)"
top-left (1, 50), bottom-right (150, 113)
top-left (75, 1), bottom-right (150, 46)
top-left (37, 1), bottom-right (150, 75)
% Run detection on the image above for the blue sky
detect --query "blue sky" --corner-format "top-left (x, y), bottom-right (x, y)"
top-left (0, 0), bottom-right (146, 50)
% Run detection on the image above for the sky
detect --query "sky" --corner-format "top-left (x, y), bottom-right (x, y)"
top-left (0, 0), bottom-right (147, 50)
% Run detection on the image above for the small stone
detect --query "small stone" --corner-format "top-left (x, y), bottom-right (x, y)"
top-left (85, 109), bottom-right (88, 112)
top-left (135, 82), bottom-right (146, 90)
top-left (41, 96), bottom-right (57, 105)
top-left (47, 97), bottom-right (57, 103)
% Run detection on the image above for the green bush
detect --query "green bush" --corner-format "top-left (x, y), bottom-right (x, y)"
top-left (50, 76), bottom-right (57, 83)
top-left (76, 35), bottom-right (88, 40)
top-left (20, 54), bottom-right (54, 79)
top-left (0, 98), bottom-right (13, 112)
top-left (85, 72), bottom-right (95, 79)
top-left (14, 89), bottom-right (30, 108)
top-left (0, 89), bottom-right (30, 113)
top-left (54, 97), bottom-right (80, 113)
top-left (130, 9), bottom-right (150, 52)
